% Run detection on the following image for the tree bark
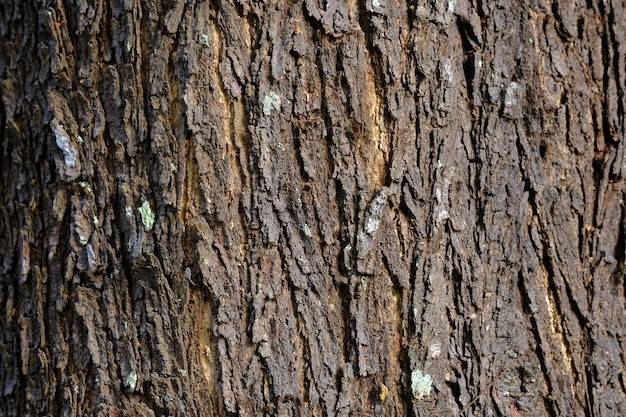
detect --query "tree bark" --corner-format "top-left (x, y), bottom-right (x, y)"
top-left (1, 0), bottom-right (625, 416)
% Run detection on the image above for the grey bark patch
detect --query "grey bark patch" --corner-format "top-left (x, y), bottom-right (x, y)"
top-left (50, 113), bottom-right (81, 181)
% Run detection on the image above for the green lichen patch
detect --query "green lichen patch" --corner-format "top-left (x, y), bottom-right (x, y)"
top-left (138, 201), bottom-right (155, 231)
top-left (411, 369), bottom-right (432, 400)
top-left (263, 92), bottom-right (281, 115)
top-left (125, 370), bottom-right (138, 390)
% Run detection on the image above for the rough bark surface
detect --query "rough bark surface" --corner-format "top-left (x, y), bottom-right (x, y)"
top-left (1, 0), bottom-right (625, 416)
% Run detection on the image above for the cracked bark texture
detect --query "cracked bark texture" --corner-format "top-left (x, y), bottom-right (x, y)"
top-left (1, 0), bottom-right (625, 416)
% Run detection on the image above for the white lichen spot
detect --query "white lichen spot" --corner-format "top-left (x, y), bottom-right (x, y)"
top-left (138, 201), bottom-right (155, 231)
top-left (505, 82), bottom-right (521, 108)
top-left (93, 216), bottom-right (99, 226)
top-left (125, 206), bottom-right (134, 218)
top-left (179, 368), bottom-right (187, 377)
top-left (201, 33), bottom-right (209, 47)
top-left (504, 81), bottom-right (524, 119)
top-left (301, 223), bottom-right (312, 237)
top-left (437, 209), bottom-right (450, 222)
top-left (79, 235), bottom-right (89, 245)
top-left (170, 162), bottom-right (177, 172)
top-left (372, 0), bottom-right (382, 8)
top-left (125, 370), bottom-right (138, 390)
top-left (429, 342), bottom-right (442, 359)
top-left (365, 217), bottom-right (380, 233)
top-left (79, 182), bottom-right (92, 193)
top-left (76, 135), bottom-right (83, 144)
top-left (411, 369), bottom-right (433, 400)
top-left (262, 91), bottom-right (281, 115)
top-left (434, 160), bottom-right (443, 170)
top-left (443, 59), bottom-right (453, 83)
top-left (448, 0), bottom-right (457, 13)
top-left (54, 124), bottom-right (77, 167)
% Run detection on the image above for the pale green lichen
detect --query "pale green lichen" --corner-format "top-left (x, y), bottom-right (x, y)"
top-left (263, 92), bottom-right (281, 115)
top-left (93, 216), bottom-right (99, 226)
top-left (79, 181), bottom-right (92, 193)
top-left (201, 33), bottom-right (209, 47)
top-left (125, 370), bottom-right (138, 390)
top-left (138, 201), bottom-right (155, 231)
top-left (125, 206), bottom-right (134, 218)
top-left (411, 369), bottom-right (433, 400)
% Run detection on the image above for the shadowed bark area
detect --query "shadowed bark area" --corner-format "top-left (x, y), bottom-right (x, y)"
top-left (1, 0), bottom-right (625, 416)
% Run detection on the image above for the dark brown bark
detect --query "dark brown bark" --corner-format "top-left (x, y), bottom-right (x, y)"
top-left (1, 0), bottom-right (625, 416)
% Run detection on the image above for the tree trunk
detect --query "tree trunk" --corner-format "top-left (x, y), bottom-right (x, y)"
top-left (1, 0), bottom-right (625, 416)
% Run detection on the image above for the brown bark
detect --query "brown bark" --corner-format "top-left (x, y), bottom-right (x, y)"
top-left (1, 0), bottom-right (625, 416)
